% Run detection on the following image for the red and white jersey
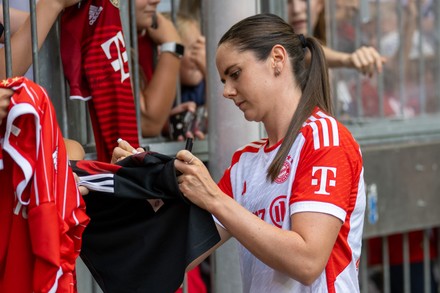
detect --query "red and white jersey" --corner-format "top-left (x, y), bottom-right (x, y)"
top-left (218, 107), bottom-right (366, 293)
top-left (0, 77), bottom-right (90, 292)
top-left (60, 0), bottom-right (139, 162)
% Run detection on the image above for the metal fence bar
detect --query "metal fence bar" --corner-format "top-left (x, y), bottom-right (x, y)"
top-left (423, 229), bottom-right (431, 293)
top-left (403, 232), bottom-right (411, 293)
top-left (436, 0), bottom-right (440, 113)
top-left (360, 239), bottom-right (369, 293)
top-left (437, 228), bottom-right (440, 293)
top-left (327, 0), bottom-right (341, 117)
top-left (383, 236), bottom-right (391, 293)
top-left (397, 1), bottom-right (406, 117)
top-left (2, 0), bottom-right (12, 78)
top-left (416, 0), bottom-right (427, 115)
top-left (354, 1), bottom-right (363, 119)
top-left (128, 0), bottom-right (142, 146)
top-left (28, 0), bottom-right (39, 83)
top-left (374, 0), bottom-right (384, 118)
top-left (306, 0), bottom-right (311, 40)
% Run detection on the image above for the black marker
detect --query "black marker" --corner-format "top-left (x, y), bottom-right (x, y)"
top-left (185, 138), bottom-right (193, 152)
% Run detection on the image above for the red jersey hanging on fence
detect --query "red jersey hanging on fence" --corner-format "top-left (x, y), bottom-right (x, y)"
top-left (0, 77), bottom-right (90, 293)
top-left (60, 0), bottom-right (139, 162)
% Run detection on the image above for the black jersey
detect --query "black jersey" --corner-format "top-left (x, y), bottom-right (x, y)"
top-left (71, 152), bottom-right (220, 293)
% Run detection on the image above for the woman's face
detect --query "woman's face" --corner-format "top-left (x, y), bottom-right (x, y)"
top-left (215, 43), bottom-right (274, 123)
top-left (135, 0), bottom-right (160, 29)
top-left (180, 21), bottom-right (204, 86)
top-left (286, 0), bottom-right (324, 35)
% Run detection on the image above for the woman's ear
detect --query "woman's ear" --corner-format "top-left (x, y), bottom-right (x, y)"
top-left (271, 44), bottom-right (287, 76)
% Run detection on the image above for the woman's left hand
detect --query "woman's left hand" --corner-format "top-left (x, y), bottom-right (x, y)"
top-left (74, 172), bottom-right (89, 196)
top-left (174, 150), bottom-right (220, 211)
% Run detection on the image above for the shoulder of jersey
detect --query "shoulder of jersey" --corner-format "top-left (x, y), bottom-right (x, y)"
top-left (237, 138), bottom-right (267, 153)
top-left (230, 138), bottom-right (267, 163)
top-left (302, 110), bottom-right (341, 150)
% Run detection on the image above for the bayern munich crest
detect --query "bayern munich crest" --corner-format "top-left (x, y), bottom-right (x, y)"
top-left (275, 156), bottom-right (292, 184)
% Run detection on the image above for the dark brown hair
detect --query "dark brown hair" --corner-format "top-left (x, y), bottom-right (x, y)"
top-left (218, 13), bottom-right (332, 182)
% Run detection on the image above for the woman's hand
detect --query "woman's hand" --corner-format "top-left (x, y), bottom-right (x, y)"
top-left (345, 46), bottom-right (386, 77)
top-left (147, 12), bottom-right (181, 45)
top-left (110, 138), bottom-right (144, 164)
top-left (189, 36), bottom-right (206, 75)
top-left (174, 150), bottom-right (220, 211)
top-left (74, 172), bottom-right (89, 196)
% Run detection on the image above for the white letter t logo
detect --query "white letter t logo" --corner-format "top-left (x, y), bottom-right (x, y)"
top-left (311, 166), bottom-right (337, 195)
top-left (101, 31), bottom-right (129, 83)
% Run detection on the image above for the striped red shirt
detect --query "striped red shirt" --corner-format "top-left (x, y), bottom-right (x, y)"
top-left (0, 77), bottom-right (90, 292)
top-left (61, 0), bottom-right (139, 162)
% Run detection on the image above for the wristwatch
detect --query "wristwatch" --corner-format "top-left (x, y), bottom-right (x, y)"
top-left (160, 42), bottom-right (185, 58)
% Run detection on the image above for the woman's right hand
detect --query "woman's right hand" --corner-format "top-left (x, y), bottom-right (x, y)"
top-left (111, 138), bottom-right (144, 164)
top-left (74, 172), bottom-right (89, 196)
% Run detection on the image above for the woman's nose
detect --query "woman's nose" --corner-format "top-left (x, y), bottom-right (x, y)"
top-left (223, 83), bottom-right (236, 99)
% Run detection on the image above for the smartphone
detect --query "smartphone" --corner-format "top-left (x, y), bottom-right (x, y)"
top-left (192, 106), bottom-right (208, 134)
top-left (169, 111), bottom-right (195, 140)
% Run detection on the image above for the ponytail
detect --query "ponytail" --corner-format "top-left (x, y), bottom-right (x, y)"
top-left (267, 35), bottom-right (332, 182)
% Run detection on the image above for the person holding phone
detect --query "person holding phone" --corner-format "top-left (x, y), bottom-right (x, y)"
top-left (135, 0), bottom-right (186, 138)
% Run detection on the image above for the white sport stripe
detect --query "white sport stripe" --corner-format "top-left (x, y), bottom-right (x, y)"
top-left (48, 267), bottom-right (63, 293)
top-left (319, 117), bottom-right (330, 147)
top-left (290, 201), bottom-right (347, 222)
top-left (3, 103), bottom-right (39, 205)
top-left (317, 111), bottom-right (339, 146)
top-left (308, 112), bottom-right (340, 150)
top-left (308, 116), bottom-right (321, 150)
top-left (62, 153), bottom-right (69, 219)
top-left (78, 174), bottom-right (115, 193)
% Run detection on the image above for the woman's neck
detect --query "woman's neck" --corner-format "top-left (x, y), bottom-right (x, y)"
top-left (264, 92), bottom-right (299, 147)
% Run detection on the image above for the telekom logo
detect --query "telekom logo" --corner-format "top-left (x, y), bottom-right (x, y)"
top-left (311, 166), bottom-right (337, 195)
top-left (101, 31), bottom-right (130, 83)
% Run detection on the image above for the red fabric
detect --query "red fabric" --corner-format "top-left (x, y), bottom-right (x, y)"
top-left (61, 0), bottom-right (139, 162)
top-left (0, 77), bottom-right (89, 292)
top-left (175, 266), bottom-right (207, 293)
